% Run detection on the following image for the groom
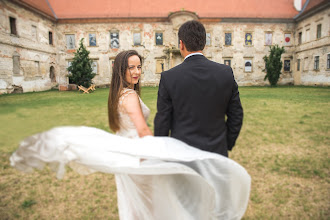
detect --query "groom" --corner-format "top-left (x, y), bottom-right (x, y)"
top-left (154, 20), bottom-right (243, 157)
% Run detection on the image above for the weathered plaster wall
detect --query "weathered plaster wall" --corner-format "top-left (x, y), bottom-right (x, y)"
top-left (0, 1), bottom-right (329, 94)
top-left (0, 0), bottom-right (57, 93)
top-left (56, 21), bottom-right (175, 86)
top-left (204, 21), bottom-right (296, 85)
top-left (56, 17), bottom-right (297, 87)
top-left (294, 7), bottom-right (330, 86)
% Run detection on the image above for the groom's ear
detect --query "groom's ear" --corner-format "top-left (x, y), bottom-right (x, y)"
top-left (179, 40), bottom-right (185, 51)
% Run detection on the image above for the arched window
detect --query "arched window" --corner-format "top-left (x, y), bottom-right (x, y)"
top-left (245, 60), bottom-right (252, 72)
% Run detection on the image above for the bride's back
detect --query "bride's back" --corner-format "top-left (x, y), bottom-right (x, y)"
top-left (116, 88), bottom-right (150, 138)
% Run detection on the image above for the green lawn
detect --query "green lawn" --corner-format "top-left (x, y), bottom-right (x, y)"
top-left (0, 86), bottom-right (329, 219)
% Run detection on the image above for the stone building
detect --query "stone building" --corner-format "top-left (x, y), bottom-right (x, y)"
top-left (0, 0), bottom-right (329, 93)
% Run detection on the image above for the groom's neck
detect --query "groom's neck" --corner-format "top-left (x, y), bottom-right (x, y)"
top-left (182, 50), bottom-right (203, 59)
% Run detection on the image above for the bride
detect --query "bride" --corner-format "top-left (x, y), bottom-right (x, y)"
top-left (10, 50), bottom-right (251, 220)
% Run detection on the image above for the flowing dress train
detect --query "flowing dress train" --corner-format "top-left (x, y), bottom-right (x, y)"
top-left (10, 89), bottom-right (251, 220)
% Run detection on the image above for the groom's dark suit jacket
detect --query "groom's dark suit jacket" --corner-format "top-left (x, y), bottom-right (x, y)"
top-left (154, 55), bottom-right (243, 157)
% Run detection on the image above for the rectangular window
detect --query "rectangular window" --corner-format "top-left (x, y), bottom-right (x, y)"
top-left (224, 60), bottom-right (231, 67)
top-left (66, 34), bottom-right (75, 49)
top-left (155, 33), bottom-right (163, 45)
top-left (265, 33), bottom-right (272, 46)
top-left (244, 60), bottom-right (252, 72)
top-left (225, 33), bottom-right (232, 45)
top-left (284, 33), bottom-right (291, 46)
top-left (206, 33), bottom-right (211, 46)
top-left (67, 61), bottom-right (73, 83)
top-left (9, 17), bottom-right (17, 35)
top-left (297, 59), bottom-right (300, 71)
top-left (109, 59), bottom-right (115, 75)
top-left (67, 61), bottom-right (72, 75)
top-left (92, 61), bottom-right (98, 74)
top-left (35, 61), bottom-right (40, 76)
top-left (32, 25), bottom-right (37, 41)
top-left (133, 32), bottom-right (141, 46)
top-left (284, 60), bottom-right (291, 71)
top-left (13, 55), bottom-right (20, 75)
top-left (306, 29), bottom-right (310, 42)
top-left (298, 32), bottom-right (302, 44)
top-left (314, 56), bottom-right (319, 70)
top-left (317, 24), bottom-right (322, 39)
top-left (304, 57), bottom-right (308, 71)
top-left (110, 32), bottom-right (119, 48)
top-left (156, 59), bottom-right (165, 73)
top-left (245, 33), bottom-right (252, 46)
top-left (89, 33), bottom-right (97, 46)
top-left (327, 54), bottom-right (330, 69)
top-left (49, 31), bottom-right (53, 45)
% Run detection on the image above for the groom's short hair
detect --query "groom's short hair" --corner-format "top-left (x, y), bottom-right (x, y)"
top-left (178, 20), bottom-right (206, 52)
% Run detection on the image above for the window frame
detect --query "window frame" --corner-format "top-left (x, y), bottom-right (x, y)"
top-left (133, 31), bottom-right (142, 46)
top-left (224, 32), bottom-right (233, 46)
top-left (9, 16), bottom-right (17, 36)
top-left (284, 32), bottom-right (292, 46)
top-left (244, 32), bottom-right (253, 46)
top-left (49, 31), bottom-right (53, 45)
top-left (155, 59), bottom-right (165, 74)
top-left (264, 32), bottom-right (273, 46)
top-left (65, 34), bottom-right (76, 49)
top-left (314, 56), bottom-right (320, 70)
top-left (91, 59), bottom-right (98, 74)
top-left (244, 59), bottom-right (253, 72)
top-left (316, 24), bottom-right (322, 39)
top-left (223, 59), bottom-right (232, 67)
top-left (155, 32), bottom-right (164, 46)
top-left (283, 59), bottom-right (291, 72)
top-left (88, 33), bottom-right (97, 47)
top-left (31, 25), bottom-right (38, 42)
top-left (205, 32), bottom-right (211, 46)
top-left (298, 32), bottom-right (302, 45)
top-left (110, 31), bottom-right (120, 49)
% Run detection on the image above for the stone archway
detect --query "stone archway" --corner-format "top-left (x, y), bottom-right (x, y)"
top-left (50, 66), bottom-right (56, 82)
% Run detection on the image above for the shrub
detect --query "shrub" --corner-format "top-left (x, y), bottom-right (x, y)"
top-left (67, 38), bottom-right (96, 88)
top-left (263, 45), bottom-right (285, 86)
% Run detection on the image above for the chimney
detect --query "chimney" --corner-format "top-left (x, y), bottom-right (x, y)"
top-left (294, 0), bottom-right (302, 11)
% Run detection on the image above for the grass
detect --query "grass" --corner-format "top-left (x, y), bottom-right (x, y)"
top-left (0, 86), bottom-right (329, 219)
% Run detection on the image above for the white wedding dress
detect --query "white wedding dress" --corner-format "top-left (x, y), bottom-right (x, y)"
top-left (10, 88), bottom-right (251, 220)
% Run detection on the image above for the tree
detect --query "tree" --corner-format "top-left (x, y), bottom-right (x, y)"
top-left (263, 45), bottom-right (285, 86)
top-left (67, 38), bottom-right (95, 88)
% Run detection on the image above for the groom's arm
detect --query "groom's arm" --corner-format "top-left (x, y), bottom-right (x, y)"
top-left (154, 73), bottom-right (172, 136)
top-left (226, 74), bottom-right (243, 151)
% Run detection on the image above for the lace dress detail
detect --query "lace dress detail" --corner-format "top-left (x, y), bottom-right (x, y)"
top-left (116, 88), bottom-right (150, 139)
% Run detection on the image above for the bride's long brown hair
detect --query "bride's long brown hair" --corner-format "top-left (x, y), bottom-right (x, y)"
top-left (108, 50), bottom-right (141, 132)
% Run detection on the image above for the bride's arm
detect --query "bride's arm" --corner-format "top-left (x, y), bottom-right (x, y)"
top-left (122, 92), bottom-right (153, 137)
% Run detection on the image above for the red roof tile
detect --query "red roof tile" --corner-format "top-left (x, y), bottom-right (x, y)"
top-left (301, 0), bottom-right (328, 15)
top-left (21, 0), bottom-right (328, 20)
top-left (46, 0), bottom-right (300, 19)
top-left (19, 0), bottom-right (55, 18)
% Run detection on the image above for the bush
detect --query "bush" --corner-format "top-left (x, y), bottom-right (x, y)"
top-left (263, 45), bottom-right (285, 86)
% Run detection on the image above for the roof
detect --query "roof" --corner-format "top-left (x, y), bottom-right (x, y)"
top-left (15, 0), bottom-right (55, 19)
top-left (46, 0), bottom-right (299, 19)
top-left (17, 0), bottom-right (328, 21)
top-left (297, 0), bottom-right (329, 18)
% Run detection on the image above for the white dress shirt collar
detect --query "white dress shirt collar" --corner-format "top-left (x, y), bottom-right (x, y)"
top-left (184, 52), bottom-right (204, 60)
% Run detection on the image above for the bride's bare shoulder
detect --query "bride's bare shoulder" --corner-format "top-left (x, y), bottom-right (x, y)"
top-left (119, 89), bottom-right (140, 110)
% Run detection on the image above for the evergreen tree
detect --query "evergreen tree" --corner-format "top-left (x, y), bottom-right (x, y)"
top-left (263, 45), bottom-right (285, 86)
top-left (67, 38), bottom-right (95, 88)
